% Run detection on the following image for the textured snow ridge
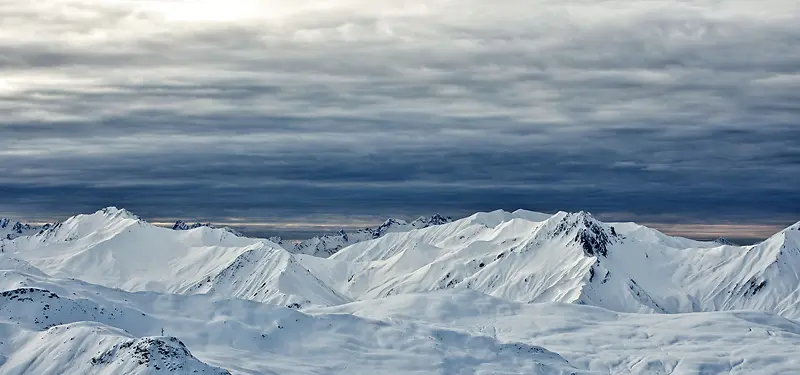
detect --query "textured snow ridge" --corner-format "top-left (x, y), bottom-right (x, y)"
top-left (0, 322), bottom-right (231, 375)
top-left (184, 246), bottom-right (351, 307)
top-left (0, 265), bottom-right (585, 374)
top-left (322, 211), bottom-right (800, 318)
top-left (311, 289), bottom-right (800, 375)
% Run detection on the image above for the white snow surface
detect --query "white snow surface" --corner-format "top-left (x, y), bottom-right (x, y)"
top-left (0, 206), bottom-right (799, 374)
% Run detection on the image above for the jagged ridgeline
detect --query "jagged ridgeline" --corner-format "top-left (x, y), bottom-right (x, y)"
top-left (2, 207), bottom-right (799, 317)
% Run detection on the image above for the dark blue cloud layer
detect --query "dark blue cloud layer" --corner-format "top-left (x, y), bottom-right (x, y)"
top-left (1, 0), bottom-right (798, 238)
top-left (1, 117), bottom-right (797, 230)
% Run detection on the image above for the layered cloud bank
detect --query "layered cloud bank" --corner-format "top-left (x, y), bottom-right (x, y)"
top-left (1, 0), bottom-right (798, 225)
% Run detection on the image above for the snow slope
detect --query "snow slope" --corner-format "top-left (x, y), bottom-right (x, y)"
top-left (0, 261), bottom-right (584, 375)
top-left (311, 289), bottom-right (800, 374)
top-left (1, 208), bottom-right (347, 308)
top-left (0, 321), bottom-right (231, 375)
top-left (2, 208), bottom-right (267, 293)
top-left (1, 258), bottom-right (798, 374)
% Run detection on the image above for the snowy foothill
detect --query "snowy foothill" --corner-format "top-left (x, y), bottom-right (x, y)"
top-left (0, 206), bottom-right (799, 374)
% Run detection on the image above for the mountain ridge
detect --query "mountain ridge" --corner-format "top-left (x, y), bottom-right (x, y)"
top-left (5, 206), bottom-right (798, 315)
top-left (283, 213), bottom-right (455, 257)
top-left (1, 206), bottom-right (799, 374)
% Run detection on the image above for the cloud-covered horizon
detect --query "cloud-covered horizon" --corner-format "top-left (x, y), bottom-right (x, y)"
top-left (1, 0), bottom-right (798, 237)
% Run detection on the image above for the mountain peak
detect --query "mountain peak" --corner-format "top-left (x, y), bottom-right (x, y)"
top-left (99, 206), bottom-right (139, 220)
top-left (549, 211), bottom-right (616, 257)
top-left (91, 336), bottom-right (231, 374)
top-left (172, 220), bottom-right (190, 230)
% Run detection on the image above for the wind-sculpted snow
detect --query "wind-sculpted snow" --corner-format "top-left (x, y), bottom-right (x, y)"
top-left (1, 207), bottom-right (799, 373)
top-left (320, 211), bottom-right (800, 318)
top-left (0, 322), bottom-right (231, 375)
top-left (90, 336), bottom-right (232, 375)
top-left (0, 265), bottom-right (584, 374)
top-left (321, 211), bottom-right (617, 304)
top-left (184, 246), bottom-right (351, 308)
top-left (3, 208), bottom-right (272, 293)
top-left (311, 289), bottom-right (800, 375)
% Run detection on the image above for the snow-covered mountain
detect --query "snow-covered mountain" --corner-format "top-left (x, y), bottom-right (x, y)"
top-left (286, 214), bottom-right (453, 257)
top-left (0, 208), bottom-right (350, 309)
top-left (4, 207), bottom-right (799, 317)
top-left (315, 210), bottom-right (800, 318)
top-left (0, 218), bottom-right (52, 240)
top-left (1, 206), bottom-right (799, 374)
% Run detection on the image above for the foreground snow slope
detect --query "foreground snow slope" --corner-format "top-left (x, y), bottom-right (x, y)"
top-left (311, 289), bottom-right (800, 374)
top-left (0, 321), bottom-right (231, 375)
top-left (0, 260), bottom-right (584, 375)
top-left (1, 256), bottom-right (798, 374)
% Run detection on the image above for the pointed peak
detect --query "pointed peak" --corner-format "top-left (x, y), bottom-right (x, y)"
top-left (98, 206), bottom-right (139, 220)
top-left (172, 220), bottom-right (190, 230)
top-left (548, 211), bottom-right (616, 257)
top-left (552, 211), bottom-right (600, 227)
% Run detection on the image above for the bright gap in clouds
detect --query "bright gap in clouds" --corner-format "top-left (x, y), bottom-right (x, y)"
top-left (142, 0), bottom-right (268, 22)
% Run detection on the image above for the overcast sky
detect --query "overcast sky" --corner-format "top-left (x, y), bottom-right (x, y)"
top-left (1, 0), bottom-right (798, 241)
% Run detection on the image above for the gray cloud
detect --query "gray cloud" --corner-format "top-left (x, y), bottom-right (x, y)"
top-left (0, 0), bottom-right (798, 238)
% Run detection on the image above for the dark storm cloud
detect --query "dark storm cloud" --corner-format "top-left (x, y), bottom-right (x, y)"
top-left (0, 0), bottom-right (798, 238)
top-left (1, 116), bottom-right (797, 227)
